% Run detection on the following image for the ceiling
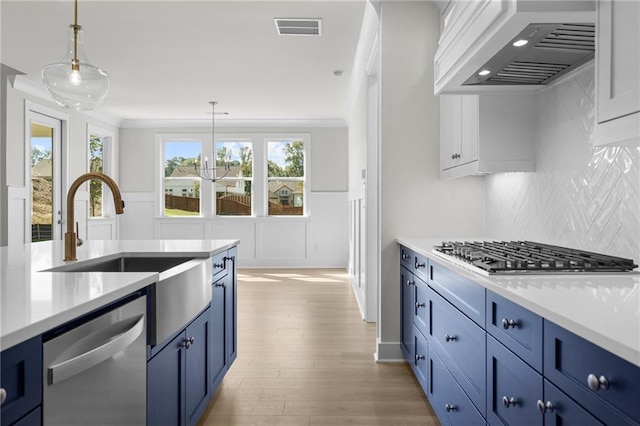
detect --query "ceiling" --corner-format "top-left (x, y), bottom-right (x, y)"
top-left (1, 1), bottom-right (367, 123)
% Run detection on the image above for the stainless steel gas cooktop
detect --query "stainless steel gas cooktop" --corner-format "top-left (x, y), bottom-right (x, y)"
top-left (432, 240), bottom-right (638, 275)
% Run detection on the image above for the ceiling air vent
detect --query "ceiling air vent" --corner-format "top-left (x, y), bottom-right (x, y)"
top-left (274, 18), bottom-right (322, 36)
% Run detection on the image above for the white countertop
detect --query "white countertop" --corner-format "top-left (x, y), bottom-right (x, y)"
top-left (397, 237), bottom-right (640, 367)
top-left (0, 239), bottom-right (239, 351)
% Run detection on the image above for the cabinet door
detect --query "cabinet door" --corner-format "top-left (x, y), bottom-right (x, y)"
top-left (225, 261), bottom-right (237, 366)
top-left (541, 380), bottom-right (604, 426)
top-left (441, 95), bottom-right (462, 170)
top-left (210, 278), bottom-right (227, 391)
top-left (596, 0), bottom-right (640, 124)
top-left (148, 332), bottom-right (185, 426)
top-left (12, 407), bottom-right (41, 426)
top-left (487, 336), bottom-right (542, 426)
top-left (459, 95), bottom-right (479, 165)
top-left (0, 336), bottom-right (42, 426)
top-left (413, 325), bottom-right (429, 396)
top-left (400, 266), bottom-right (415, 360)
top-left (185, 308), bottom-right (211, 426)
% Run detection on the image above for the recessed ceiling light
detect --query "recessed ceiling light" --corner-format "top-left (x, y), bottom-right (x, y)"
top-left (513, 39), bottom-right (528, 47)
top-left (478, 70), bottom-right (491, 76)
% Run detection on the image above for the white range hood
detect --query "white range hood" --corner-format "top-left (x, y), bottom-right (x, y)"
top-left (434, 0), bottom-right (596, 94)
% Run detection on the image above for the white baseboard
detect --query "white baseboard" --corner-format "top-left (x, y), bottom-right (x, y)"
top-left (374, 338), bottom-right (405, 363)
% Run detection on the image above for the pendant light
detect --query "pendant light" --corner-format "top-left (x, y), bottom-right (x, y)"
top-left (41, 0), bottom-right (109, 111)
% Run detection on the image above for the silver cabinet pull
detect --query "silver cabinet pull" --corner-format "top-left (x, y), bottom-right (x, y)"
top-left (501, 318), bottom-right (518, 329)
top-left (415, 302), bottom-right (426, 309)
top-left (415, 260), bottom-right (426, 269)
top-left (445, 404), bottom-right (457, 412)
top-left (406, 280), bottom-right (415, 286)
top-left (503, 396), bottom-right (518, 408)
top-left (415, 354), bottom-right (425, 362)
top-left (537, 400), bottom-right (554, 414)
top-left (48, 314), bottom-right (144, 385)
top-left (587, 374), bottom-right (609, 391)
top-left (445, 334), bottom-right (457, 342)
top-left (401, 252), bottom-right (410, 260)
top-left (0, 388), bottom-right (6, 406)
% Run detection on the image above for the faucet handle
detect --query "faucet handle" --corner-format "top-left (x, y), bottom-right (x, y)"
top-left (76, 222), bottom-right (83, 247)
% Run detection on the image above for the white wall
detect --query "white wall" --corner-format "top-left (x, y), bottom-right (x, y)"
top-left (486, 63), bottom-right (640, 260)
top-left (118, 124), bottom-right (349, 268)
top-left (376, 1), bottom-right (485, 360)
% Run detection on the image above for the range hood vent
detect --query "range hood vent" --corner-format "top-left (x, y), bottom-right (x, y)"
top-left (464, 23), bottom-right (595, 86)
top-left (274, 18), bottom-right (322, 36)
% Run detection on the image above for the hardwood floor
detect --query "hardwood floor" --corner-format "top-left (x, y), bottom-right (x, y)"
top-left (198, 268), bottom-right (439, 426)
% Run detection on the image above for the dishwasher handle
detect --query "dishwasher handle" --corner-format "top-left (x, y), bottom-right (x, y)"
top-left (48, 314), bottom-right (145, 385)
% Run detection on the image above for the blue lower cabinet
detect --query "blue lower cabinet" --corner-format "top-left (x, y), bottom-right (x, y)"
top-left (412, 325), bottom-right (429, 395)
top-left (541, 380), bottom-right (604, 426)
top-left (487, 335), bottom-right (542, 426)
top-left (430, 286), bottom-right (486, 416)
top-left (413, 277), bottom-right (429, 339)
top-left (12, 407), bottom-right (41, 426)
top-left (428, 346), bottom-right (485, 426)
top-left (210, 279), bottom-right (227, 392)
top-left (544, 320), bottom-right (640, 425)
top-left (0, 336), bottom-right (42, 426)
top-left (148, 307), bottom-right (211, 426)
top-left (400, 266), bottom-right (415, 360)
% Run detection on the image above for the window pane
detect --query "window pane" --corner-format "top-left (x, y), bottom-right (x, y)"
top-left (267, 140), bottom-right (304, 216)
top-left (164, 141), bottom-right (201, 216)
top-left (215, 140), bottom-right (253, 216)
top-left (31, 124), bottom-right (53, 241)
top-left (268, 179), bottom-right (304, 216)
top-left (89, 135), bottom-right (103, 217)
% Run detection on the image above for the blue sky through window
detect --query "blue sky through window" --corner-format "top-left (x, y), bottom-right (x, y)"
top-left (165, 141), bottom-right (201, 160)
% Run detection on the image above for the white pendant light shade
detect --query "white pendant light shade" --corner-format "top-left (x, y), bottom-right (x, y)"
top-left (42, 24), bottom-right (109, 111)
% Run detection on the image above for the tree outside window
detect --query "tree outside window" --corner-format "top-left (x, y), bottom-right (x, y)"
top-left (215, 140), bottom-right (253, 216)
top-left (164, 141), bottom-right (201, 216)
top-left (89, 135), bottom-right (104, 217)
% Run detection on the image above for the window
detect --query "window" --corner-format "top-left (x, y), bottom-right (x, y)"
top-left (267, 139), bottom-right (305, 216)
top-left (214, 140), bottom-right (253, 216)
top-left (163, 140), bottom-right (201, 216)
top-left (88, 134), bottom-right (104, 217)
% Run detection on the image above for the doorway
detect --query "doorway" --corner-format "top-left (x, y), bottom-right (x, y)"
top-left (28, 111), bottom-right (64, 242)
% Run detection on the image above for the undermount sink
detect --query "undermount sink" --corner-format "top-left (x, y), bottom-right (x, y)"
top-left (45, 256), bottom-right (195, 273)
top-left (44, 255), bottom-right (213, 345)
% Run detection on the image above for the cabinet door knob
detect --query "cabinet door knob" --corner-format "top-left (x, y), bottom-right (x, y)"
top-left (445, 403), bottom-right (457, 412)
top-left (415, 302), bottom-right (426, 309)
top-left (444, 334), bottom-right (457, 342)
top-left (213, 263), bottom-right (224, 268)
top-left (501, 318), bottom-right (518, 329)
top-left (214, 282), bottom-right (226, 288)
top-left (415, 260), bottom-right (426, 269)
top-left (0, 388), bottom-right (6, 406)
top-left (502, 396), bottom-right (518, 408)
top-left (406, 280), bottom-right (415, 286)
top-left (415, 354), bottom-right (425, 362)
top-left (536, 400), bottom-right (554, 414)
top-left (402, 252), bottom-right (410, 260)
top-left (587, 374), bottom-right (609, 391)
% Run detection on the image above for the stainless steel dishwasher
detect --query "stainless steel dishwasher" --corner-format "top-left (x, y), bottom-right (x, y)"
top-left (42, 294), bottom-right (146, 425)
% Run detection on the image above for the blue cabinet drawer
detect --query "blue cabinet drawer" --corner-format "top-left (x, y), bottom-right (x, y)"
top-left (541, 380), bottom-right (604, 426)
top-left (1, 336), bottom-right (42, 426)
top-left (428, 346), bottom-right (486, 426)
top-left (430, 286), bottom-right (486, 415)
top-left (486, 290), bottom-right (543, 372)
top-left (430, 262), bottom-right (485, 327)
top-left (487, 335), bottom-right (542, 426)
top-left (413, 277), bottom-right (430, 340)
top-left (413, 325), bottom-right (429, 395)
top-left (400, 266), bottom-right (415, 360)
top-left (544, 320), bottom-right (640, 424)
top-left (400, 245), bottom-right (414, 270)
top-left (212, 250), bottom-right (229, 280)
top-left (413, 251), bottom-right (429, 283)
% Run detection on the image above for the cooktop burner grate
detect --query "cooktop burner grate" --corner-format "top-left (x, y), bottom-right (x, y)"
top-left (433, 241), bottom-right (638, 274)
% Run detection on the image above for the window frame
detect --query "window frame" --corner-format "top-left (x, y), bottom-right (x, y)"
top-left (213, 137), bottom-right (254, 217)
top-left (264, 135), bottom-right (309, 217)
top-left (86, 124), bottom-right (114, 218)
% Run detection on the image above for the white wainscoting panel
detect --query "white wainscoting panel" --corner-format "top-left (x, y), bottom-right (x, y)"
top-left (257, 220), bottom-right (307, 260)
top-left (87, 219), bottom-right (117, 240)
top-left (120, 193), bottom-right (155, 240)
top-left (307, 192), bottom-right (348, 262)
top-left (486, 64), bottom-right (640, 260)
top-left (7, 186), bottom-right (28, 245)
top-left (155, 220), bottom-right (209, 240)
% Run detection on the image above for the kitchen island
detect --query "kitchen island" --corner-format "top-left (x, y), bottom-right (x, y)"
top-left (0, 239), bottom-right (239, 426)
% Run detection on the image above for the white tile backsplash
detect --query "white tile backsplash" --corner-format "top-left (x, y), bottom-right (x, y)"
top-left (486, 63), bottom-right (640, 260)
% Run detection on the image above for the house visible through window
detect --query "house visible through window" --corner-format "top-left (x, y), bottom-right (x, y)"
top-left (163, 140), bottom-right (201, 216)
top-left (215, 140), bottom-right (253, 216)
top-left (267, 139), bottom-right (305, 216)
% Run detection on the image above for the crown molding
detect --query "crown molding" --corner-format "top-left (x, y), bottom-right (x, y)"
top-left (120, 118), bottom-right (347, 129)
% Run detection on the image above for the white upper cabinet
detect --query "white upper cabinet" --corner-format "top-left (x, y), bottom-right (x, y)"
top-left (440, 94), bottom-right (535, 180)
top-left (593, 0), bottom-right (640, 146)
